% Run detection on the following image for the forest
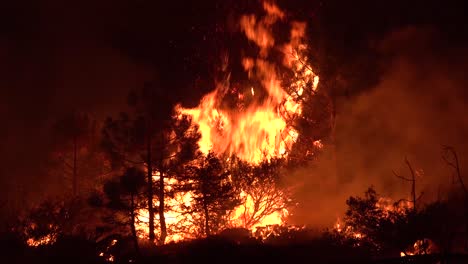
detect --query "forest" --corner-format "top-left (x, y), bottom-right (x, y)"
top-left (1, 0), bottom-right (468, 263)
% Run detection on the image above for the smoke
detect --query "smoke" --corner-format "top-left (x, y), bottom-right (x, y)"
top-left (0, 1), bottom-right (152, 215)
top-left (289, 26), bottom-right (468, 227)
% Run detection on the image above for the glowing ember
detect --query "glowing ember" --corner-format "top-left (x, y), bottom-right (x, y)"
top-left (26, 234), bottom-right (56, 247)
top-left (400, 239), bottom-right (437, 256)
top-left (333, 219), bottom-right (364, 240)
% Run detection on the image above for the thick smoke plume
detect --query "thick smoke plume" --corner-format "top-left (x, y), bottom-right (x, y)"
top-left (289, 26), bottom-right (468, 227)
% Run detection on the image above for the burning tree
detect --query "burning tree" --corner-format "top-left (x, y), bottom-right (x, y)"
top-left (101, 83), bottom-right (200, 244)
top-left (96, 0), bottom-right (330, 245)
top-left (333, 187), bottom-right (432, 257)
top-left (19, 197), bottom-right (98, 247)
top-left (176, 0), bottom-right (324, 164)
top-left (178, 152), bottom-right (241, 237)
top-left (229, 157), bottom-right (292, 230)
top-left (166, 0), bottom-right (329, 238)
top-left (99, 167), bottom-right (146, 253)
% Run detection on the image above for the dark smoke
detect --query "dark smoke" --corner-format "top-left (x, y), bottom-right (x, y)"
top-left (289, 26), bottom-right (468, 227)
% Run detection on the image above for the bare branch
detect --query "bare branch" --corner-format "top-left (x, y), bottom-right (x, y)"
top-left (393, 170), bottom-right (412, 182)
top-left (405, 157), bottom-right (417, 212)
top-left (442, 145), bottom-right (467, 198)
top-left (395, 198), bottom-right (411, 204)
top-left (416, 192), bottom-right (424, 202)
top-left (394, 157), bottom-right (417, 212)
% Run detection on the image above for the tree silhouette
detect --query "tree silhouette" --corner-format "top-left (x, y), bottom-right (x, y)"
top-left (229, 157), bottom-right (291, 229)
top-left (19, 197), bottom-right (95, 247)
top-left (180, 152), bottom-right (241, 236)
top-left (342, 187), bottom-right (417, 257)
top-left (51, 111), bottom-right (99, 196)
top-left (101, 83), bottom-right (200, 244)
top-left (100, 167), bottom-right (146, 253)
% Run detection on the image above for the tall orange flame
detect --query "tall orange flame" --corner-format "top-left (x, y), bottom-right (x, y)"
top-left (138, 0), bottom-right (319, 243)
top-left (176, 1), bottom-right (318, 164)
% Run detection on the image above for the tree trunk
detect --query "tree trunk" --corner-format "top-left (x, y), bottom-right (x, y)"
top-left (203, 195), bottom-right (210, 236)
top-left (130, 193), bottom-right (140, 254)
top-left (404, 158), bottom-right (417, 212)
top-left (158, 168), bottom-right (167, 245)
top-left (146, 138), bottom-right (155, 242)
top-left (442, 147), bottom-right (468, 251)
top-left (73, 135), bottom-right (78, 196)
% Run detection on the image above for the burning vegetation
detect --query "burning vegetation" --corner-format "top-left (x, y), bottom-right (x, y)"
top-left (2, 1), bottom-right (468, 264)
top-left (17, 0), bottom-right (323, 250)
top-left (92, 0), bottom-right (325, 245)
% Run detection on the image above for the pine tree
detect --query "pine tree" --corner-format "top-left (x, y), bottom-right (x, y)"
top-left (101, 82), bottom-right (200, 244)
top-left (101, 167), bottom-right (146, 253)
top-left (181, 152), bottom-right (241, 236)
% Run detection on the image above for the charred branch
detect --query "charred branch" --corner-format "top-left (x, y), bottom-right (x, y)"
top-left (442, 146), bottom-right (468, 199)
top-left (393, 157), bottom-right (417, 212)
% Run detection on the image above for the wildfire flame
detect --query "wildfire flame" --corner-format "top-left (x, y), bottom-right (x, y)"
top-left (333, 196), bottom-right (414, 248)
top-left (18, 1), bottom-right (320, 249)
top-left (171, 0), bottom-right (318, 239)
top-left (26, 234), bottom-right (55, 247)
top-left (176, 1), bottom-right (318, 163)
top-left (24, 1), bottom-right (320, 248)
top-left (133, 1), bottom-right (320, 243)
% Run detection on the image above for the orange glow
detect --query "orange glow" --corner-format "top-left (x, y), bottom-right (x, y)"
top-left (134, 0), bottom-right (319, 243)
top-left (173, 0), bottom-right (319, 237)
top-left (230, 191), bottom-right (288, 231)
top-left (176, 1), bottom-right (318, 164)
top-left (24, 1), bottom-right (319, 247)
top-left (26, 234), bottom-right (55, 247)
top-left (400, 239), bottom-right (437, 257)
top-left (135, 175), bottom-right (197, 243)
top-left (334, 196), bottom-right (413, 243)
top-left (333, 218), bottom-right (364, 240)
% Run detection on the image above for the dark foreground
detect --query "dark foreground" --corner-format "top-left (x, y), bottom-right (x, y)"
top-left (1, 234), bottom-right (467, 264)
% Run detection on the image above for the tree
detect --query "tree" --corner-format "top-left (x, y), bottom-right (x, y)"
top-left (280, 45), bottom-right (333, 166)
top-left (101, 83), bottom-right (200, 244)
top-left (393, 157), bottom-right (421, 213)
top-left (101, 84), bottom-right (167, 244)
top-left (51, 111), bottom-right (98, 196)
top-left (19, 197), bottom-right (95, 247)
top-left (180, 152), bottom-right (241, 236)
top-left (100, 167), bottom-right (146, 253)
top-left (341, 187), bottom-right (417, 257)
top-left (229, 157), bottom-right (292, 229)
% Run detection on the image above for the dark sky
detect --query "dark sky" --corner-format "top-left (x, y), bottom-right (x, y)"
top-left (1, 0), bottom-right (468, 216)
top-left (0, 0), bottom-right (239, 207)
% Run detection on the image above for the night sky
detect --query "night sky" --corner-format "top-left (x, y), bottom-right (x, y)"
top-left (1, 0), bottom-right (468, 223)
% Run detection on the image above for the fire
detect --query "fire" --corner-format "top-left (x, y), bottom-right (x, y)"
top-left (333, 195), bottom-right (413, 249)
top-left (173, 0), bottom-right (319, 235)
top-left (136, 175), bottom-right (198, 243)
top-left (22, 1), bottom-right (320, 248)
top-left (400, 239), bottom-right (437, 257)
top-left (176, 1), bottom-right (319, 163)
top-left (132, 1), bottom-right (320, 242)
top-left (333, 219), bottom-right (364, 240)
top-left (230, 190), bottom-right (289, 231)
top-left (26, 234), bottom-right (55, 247)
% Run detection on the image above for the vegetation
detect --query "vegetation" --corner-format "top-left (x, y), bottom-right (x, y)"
top-left (1, 1), bottom-right (468, 264)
